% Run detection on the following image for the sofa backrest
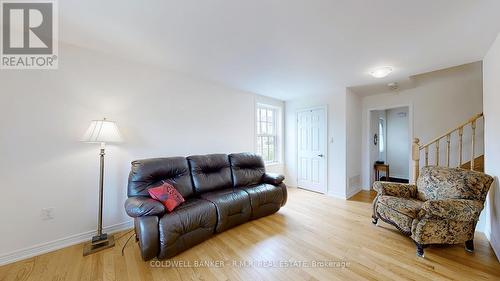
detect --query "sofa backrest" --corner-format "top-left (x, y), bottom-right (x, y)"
top-left (187, 154), bottom-right (233, 193)
top-left (416, 166), bottom-right (494, 201)
top-left (229, 153), bottom-right (265, 187)
top-left (128, 157), bottom-right (195, 198)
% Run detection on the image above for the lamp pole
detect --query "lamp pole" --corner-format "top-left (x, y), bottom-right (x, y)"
top-left (97, 142), bottom-right (105, 237)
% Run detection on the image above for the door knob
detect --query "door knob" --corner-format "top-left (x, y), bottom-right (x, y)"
top-left (318, 154), bottom-right (324, 157)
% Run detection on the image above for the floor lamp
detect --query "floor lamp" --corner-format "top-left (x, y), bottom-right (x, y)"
top-left (81, 118), bottom-right (123, 256)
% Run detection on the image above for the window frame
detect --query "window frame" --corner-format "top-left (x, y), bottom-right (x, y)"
top-left (255, 103), bottom-right (281, 165)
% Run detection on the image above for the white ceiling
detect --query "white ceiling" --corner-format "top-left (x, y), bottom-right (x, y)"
top-left (60, 0), bottom-right (500, 100)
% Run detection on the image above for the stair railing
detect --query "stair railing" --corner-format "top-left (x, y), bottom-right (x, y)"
top-left (411, 112), bottom-right (483, 184)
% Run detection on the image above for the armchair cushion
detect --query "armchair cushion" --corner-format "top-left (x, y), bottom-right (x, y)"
top-left (377, 196), bottom-right (423, 218)
top-left (375, 201), bottom-right (414, 234)
top-left (262, 173), bottom-right (285, 185)
top-left (125, 196), bottom-right (165, 217)
top-left (417, 199), bottom-right (484, 221)
top-left (373, 181), bottom-right (417, 199)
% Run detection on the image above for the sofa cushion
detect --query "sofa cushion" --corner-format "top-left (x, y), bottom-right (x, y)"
top-left (200, 188), bottom-right (251, 232)
top-left (128, 157), bottom-right (194, 198)
top-left (229, 153), bottom-right (265, 187)
top-left (188, 154), bottom-right (233, 193)
top-left (377, 195), bottom-right (423, 218)
top-left (416, 166), bottom-right (494, 201)
top-left (158, 198), bottom-right (217, 259)
top-left (240, 184), bottom-right (284, 219)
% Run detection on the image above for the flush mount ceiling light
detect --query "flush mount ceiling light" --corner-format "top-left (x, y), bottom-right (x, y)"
top-left (370, 66), bottom-right (393, 78)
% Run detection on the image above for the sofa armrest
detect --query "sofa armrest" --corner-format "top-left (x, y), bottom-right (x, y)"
top-left (134, 216), bottom-right (160, 260)
top-left (418, 199), bottom-right (484, 221)
top-left (262, 173), bottom-right (285, 185)
top-left (373, 181), bottom-right (417, 198)
top-left (125, 196), bottom-right (165, 218)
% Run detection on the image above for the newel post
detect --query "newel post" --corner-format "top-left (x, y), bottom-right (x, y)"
top-left (412, 138), bottom-right (420, 185)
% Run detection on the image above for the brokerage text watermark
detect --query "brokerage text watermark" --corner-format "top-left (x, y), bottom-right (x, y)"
top-left (150, 259), bottom-right (350, 269)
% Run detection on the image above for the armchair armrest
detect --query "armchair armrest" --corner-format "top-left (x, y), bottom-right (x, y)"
top-left (418, 199), bottom-right (484, 221)
top-left (373, 181), bottom-right (417, 198)
top-left (125, 196), bottom-right (165, 218)
top-left (262, 173), bottom-right (285, 185)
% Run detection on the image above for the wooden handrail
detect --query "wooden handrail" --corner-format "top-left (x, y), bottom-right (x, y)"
top-left (411, 112), bottom-right (483, 184)
top-left (419, 113), bottom-right (483, 150)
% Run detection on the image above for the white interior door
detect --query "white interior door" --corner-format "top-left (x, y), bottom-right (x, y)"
top-left (297, 107), bottom-right (327, 193)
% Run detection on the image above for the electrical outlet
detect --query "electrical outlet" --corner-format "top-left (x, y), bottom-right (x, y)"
top-left (41, 208), bottom-right (55, 220)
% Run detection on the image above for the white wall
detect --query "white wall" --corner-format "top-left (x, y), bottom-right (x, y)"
top-left (284, 91), bottom-right (348, 198)
top-left (483, 33), bottom-right (500, 261)
top-left (386, 107), bottom-right (410, 179)
top-left (359, 62), bottom-right (484, 188)
top-left (346, 89), bottom-right (362, 197)
top-left (0, 44), bottom-right (284, 263)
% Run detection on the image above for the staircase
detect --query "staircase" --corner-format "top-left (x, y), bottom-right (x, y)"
top-left (460, 155), bottom-right (484, 172)
top-left (411, 113), bottom-right (484, 184)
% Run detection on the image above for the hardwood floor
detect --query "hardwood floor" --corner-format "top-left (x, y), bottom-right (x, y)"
top-left (1, 188), bottom-right (499, 281)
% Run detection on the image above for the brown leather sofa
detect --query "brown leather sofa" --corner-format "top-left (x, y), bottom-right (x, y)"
top-left (124, 153), bottom-right (287, 260)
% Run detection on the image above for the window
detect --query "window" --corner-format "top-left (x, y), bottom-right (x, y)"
top-left (256, 104), bottom-right (279, 164)
top-left (378, 118), bottom-right (385, 162)
top-left (378, 119), bottom-right (385, 153)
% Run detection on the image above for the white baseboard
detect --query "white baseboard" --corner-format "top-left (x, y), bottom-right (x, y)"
top-left (346, 186), bottom-right (363, 199)
top-left (327, 187), bottom-right (363, 200)
top-left (328, 192), bottom-right (346, 199)
top-left (0, 220), bottom-right (133, 266)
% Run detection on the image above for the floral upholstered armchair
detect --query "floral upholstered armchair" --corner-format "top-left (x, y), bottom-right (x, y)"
top-left (372, 166), bottom-right (493, 257)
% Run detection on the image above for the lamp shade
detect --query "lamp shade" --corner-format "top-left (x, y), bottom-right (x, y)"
top-left (81, 118), bottom-right (123, 143)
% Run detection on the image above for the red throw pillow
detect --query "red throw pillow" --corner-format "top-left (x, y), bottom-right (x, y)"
top-left (148, 182), bottom-right (185, 212)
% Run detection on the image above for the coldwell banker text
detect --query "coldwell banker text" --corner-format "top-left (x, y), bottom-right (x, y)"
top-left (1, 1), bottom-right (58, 69)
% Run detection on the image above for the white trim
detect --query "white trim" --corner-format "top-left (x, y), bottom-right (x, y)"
top-left (296, 105), bottom-right (328, 194)
top-left (328, 186), bottom-right (362, 200)
top-left (0, 220), bottom-right (133, 266)
top-left (328, 191), bottom-right (348, 200)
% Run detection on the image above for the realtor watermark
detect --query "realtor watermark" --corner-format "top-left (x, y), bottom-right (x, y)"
top-left (1, 0), bottom-right (58, 69)
top-left (150, 259), bottom-right (350, 269)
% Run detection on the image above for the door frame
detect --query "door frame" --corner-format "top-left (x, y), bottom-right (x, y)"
top-left (365, 103), bottom-right (414, 187)
top-left (296, 105), bottom-right (328, 193)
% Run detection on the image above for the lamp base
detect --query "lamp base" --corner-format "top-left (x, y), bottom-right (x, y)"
top-left (83, 233), bottom-right (115, 256)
